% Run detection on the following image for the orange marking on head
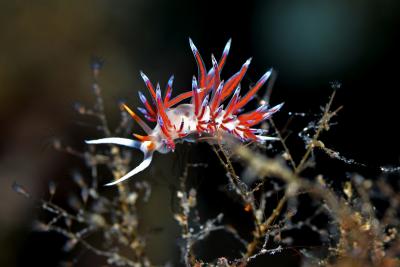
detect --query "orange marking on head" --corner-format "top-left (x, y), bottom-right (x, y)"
top-left (146, 141), bottom-right (156, 151)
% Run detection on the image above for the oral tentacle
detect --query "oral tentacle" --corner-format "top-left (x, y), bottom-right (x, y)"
top-left (85, 137), bottom-right (156, 185)
top-left (104, 151), bottom-right (153, 186)
top-left (85, 137), bottom-right (142, 149)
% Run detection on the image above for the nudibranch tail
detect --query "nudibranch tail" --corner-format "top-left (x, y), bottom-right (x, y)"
top-left (85, 137), bottom-right (154, 186)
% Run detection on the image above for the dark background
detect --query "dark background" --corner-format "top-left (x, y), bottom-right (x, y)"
top-left (0, 1), bottom-right (399, 266)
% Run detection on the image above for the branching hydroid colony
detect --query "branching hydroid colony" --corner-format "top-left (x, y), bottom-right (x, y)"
top-left (86, 39), bottom-right (283, 185)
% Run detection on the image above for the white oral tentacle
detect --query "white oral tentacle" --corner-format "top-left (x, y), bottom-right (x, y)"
top-left (104, 152), bottom-right (153, 186)
top-left (85, 137), bottom-right (153, 186)
top-left (85, 137), bottom-right (142, 149)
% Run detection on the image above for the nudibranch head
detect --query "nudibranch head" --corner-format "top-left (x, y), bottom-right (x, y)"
top-left (86, 38), bottom-right (283, 186)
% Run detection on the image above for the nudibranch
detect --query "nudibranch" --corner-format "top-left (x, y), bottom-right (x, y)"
top-left (86, 38), bottom-right (283, 186)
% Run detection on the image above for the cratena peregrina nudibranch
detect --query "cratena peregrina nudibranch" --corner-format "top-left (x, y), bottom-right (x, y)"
top-left (86, 38), bottom-right (283, 186)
